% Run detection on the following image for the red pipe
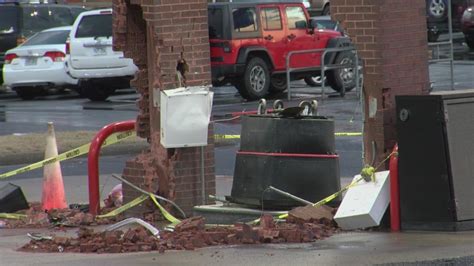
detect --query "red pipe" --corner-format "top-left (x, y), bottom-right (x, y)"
top-left (389, 144), bottom-right (400, 232)
top-left (88, 120), bottom-right (135, 215)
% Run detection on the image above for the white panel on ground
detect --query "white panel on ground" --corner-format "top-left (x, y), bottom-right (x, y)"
top-left (160, 87), bottom-right (213, 148)
top-left (334, 171), bottom-right (390, 230)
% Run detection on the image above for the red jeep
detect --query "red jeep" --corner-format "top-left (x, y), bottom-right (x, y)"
top-left (208, 2), bottom-right (356, 100)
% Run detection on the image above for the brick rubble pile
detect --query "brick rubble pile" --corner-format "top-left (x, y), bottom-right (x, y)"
top-left (20, 205), bottom-right (339, 253)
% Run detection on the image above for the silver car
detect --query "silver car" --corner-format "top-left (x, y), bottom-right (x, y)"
top-left (307, 0), bottom-right (330, 16)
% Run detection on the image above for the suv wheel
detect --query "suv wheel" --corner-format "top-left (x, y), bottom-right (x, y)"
top-left (237, 57), bottom-right (270, 100)
top-left (83, 85), bottom-right (115, 101)
top-left (15, 87), bottom-right (37, 100)
top-left (270, 75), bottom-right (287, 92)
top-left (327, 51), bottom-right (356, 93)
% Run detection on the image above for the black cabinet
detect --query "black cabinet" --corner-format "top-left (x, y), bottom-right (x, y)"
top-left (396, 90), bottom-right (474, 231)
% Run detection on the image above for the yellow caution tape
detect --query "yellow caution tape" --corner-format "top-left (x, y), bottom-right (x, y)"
top-left (334, 132), bottom-right (362, 137)
top-left (96, 194), bottom-right (148, 219)
top-left (0, 213), bottom-right (27, 219)
top-left (0, 130), bottom-right (136, 180)
top-left (214, 132), bottom-right (362, 140)
top-left (214, 134), bottom-right (241, 140)
top-left (149, 193), bottom-right (180, 225)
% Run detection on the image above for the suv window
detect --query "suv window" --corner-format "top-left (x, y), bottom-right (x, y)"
top-left (22, 30), bottom-right (70, 46)
top-left (286, 6), bottom-right (307, 29)
top-left (261, 7), bottom-right (282, 30)
top-left (0, 6), bottom-right (19, 34)
top-left (19, 6), bottom-right (84, 37)
top-left (50, 7), bottom-right (75, 26)
top-left (208, 7), bottom-right (224, 39)
top-left (232, 7), bottom-right (257, 32)
top-left (76, 14), bottom-right (112, 38)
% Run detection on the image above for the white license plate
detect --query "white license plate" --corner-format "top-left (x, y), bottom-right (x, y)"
top-left (25, 58), bottom-right (37, 66)
top-left (93, 47), bottom-right (107, 55)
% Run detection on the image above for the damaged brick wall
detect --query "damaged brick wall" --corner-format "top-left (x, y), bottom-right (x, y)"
top-left (331, 0), bottom-right (430, 165)
top-left (113, 0), bottom-right (215, 216)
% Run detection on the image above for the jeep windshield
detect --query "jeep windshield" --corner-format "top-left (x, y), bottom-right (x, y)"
top-left (0, 7), bottom-right (19, 34)
top-left (208, 7), bottom-right (224, 39)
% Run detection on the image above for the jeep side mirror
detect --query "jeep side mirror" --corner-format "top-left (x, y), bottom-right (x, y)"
top-left (308, 19), bottom-right (316, 30)
top-left (308, 18), bottom-right (316, 34)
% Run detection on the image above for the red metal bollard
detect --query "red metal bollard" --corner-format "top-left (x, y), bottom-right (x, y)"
top-left (389, 144), bottom-right (400, 232)
top-left (88, 120), bottom-right (135, 215)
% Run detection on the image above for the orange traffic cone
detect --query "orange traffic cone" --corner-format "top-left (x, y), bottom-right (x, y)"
top-left (41, 122), bottom-right (67, 211)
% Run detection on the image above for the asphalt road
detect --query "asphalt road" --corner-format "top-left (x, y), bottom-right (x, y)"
top-left (0, 60), bottom-right (472, 199)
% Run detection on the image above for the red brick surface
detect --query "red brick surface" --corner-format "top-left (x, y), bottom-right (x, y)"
top-left (331, 0), bottom-right (429, 166)
top-left (113, 0), bottom-right (215, 216)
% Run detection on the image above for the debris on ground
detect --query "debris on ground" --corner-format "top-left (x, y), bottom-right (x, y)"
top-left (20, 213), bottom-right (339, 253)
top-left (288, 205), bottom-right (336, 226)
top-left (1, 202), bottom-right (121, 229)
top-left (104, 184), bottom-right (123, 208)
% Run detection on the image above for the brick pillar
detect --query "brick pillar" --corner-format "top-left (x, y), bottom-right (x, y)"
top-left (113, 0), bottom-right (215, 217)
top-left (331, 0), bottom-right (430, 166)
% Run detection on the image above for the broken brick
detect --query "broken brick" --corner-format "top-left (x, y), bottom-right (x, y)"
top-left (260, 214), bottom-right (275, 229)
top-left (107, 244), bottom-right (122, 253)
top-left (174, 216), bottom-right (205, 232)
top-left (288, 205), bottom-right (334, 224)
top-left (80, 243), bottom-right (97, 253)
top-left (53, 236), bottom-right (69, 246)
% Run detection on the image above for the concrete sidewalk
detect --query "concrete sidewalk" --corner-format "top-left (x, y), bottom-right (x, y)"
top-left (0, 227), bottom-right (473, 265)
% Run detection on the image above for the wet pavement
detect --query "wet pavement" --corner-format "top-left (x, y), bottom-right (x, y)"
top-left (0, 227), bottom-right (473, 265)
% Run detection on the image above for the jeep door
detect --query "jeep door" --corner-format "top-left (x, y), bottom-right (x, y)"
top-left (284, 5), bottom-right (320, 69)
top-left (69, 11), bottom-right (128, 70)
top-left (258, 5), bottom-right (287, 71)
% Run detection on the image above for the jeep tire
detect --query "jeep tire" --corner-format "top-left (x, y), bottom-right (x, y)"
top-left (327, 51), bottom-right (356, 94)
top-left (304, 75), bottom-right (322, 87)
top-left (236, 57), bottom-right (270, 100)
top-left (270, 75), bottom-right (287, 92)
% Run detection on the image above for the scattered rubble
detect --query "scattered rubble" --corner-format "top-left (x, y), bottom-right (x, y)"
top-left (20, 213), bottom-right (339, 254)
top-left (1, 202), bottom-right (120, 229)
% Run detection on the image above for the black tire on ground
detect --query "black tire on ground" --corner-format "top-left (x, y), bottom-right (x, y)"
top-left (327, 51), bottom-right (357, 93)
top-left (74, 87), bottom-right (87, 98)
top-left (466, 35), bottom-right (474, 50)
top-left (83, 85), bottom-right (115, 101)
top-left (15, 87), bottom-right (37, 100)
top-left (270, 75), bottom-right (287, 92)
top-left (304, 76), bottom-right (321, 87)
top-left (322, 4), bottom-right (330, 15)
top-left (236, 57), bottom-right (270, 100)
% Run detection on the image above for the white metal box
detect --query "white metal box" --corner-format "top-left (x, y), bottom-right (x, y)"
top-left (334, 171), bottom-right (390, 230)
top-left (160, 87), bottom-right (213, 148)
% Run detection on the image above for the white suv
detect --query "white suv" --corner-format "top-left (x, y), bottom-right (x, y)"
top-left (66, 9), bottom-right (137, 101)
